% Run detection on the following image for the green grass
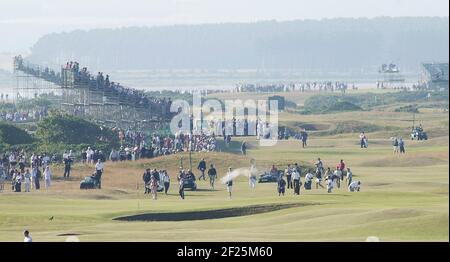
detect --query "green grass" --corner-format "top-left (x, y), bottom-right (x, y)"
top-left (0, 91), bottom-right (448, 242)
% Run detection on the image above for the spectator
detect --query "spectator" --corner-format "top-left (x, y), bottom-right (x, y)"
top-left (277, 176), bottom-right (286, 196)
top-left (142, 169), bottom-right (151, 194)
top-left (162, 170), bottom-right (170, 195)
top-left (150, 175), bottom-right (158, 200)
top-left (95, 159), bottom-right (104, 189)
top-left (197, 158), bottom-right (207, 181)
top-left (292, 169), bottom-right (301, 195)
top-left (399, 137), bottom-right (406, 153)
top-left (24, 169), bottom-right (31, 192)
top-left (304, 169), bottom-right (314, 190)
top-left (44, 166), bottom-right (51, 189)
top-left (207, 164), bottom-right (217, 189)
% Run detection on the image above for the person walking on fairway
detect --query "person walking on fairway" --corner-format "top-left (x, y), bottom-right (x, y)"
top-left (241, 141), bottom-right (247, 155)
top-left (162, 171), bottom-right (170, 195)
top-left (249, 163), bottom-right (257, 189)
top-left (301, 130), bottom-right (308, 148)
top-left (292, 168), bottom-right (301, 195)
top-left (326, 175), bottom-right (333, 193)
top-left (142, 168), bottom-right (151, 194)
top-left (346, 168), bottom-right (353, 186)
top-left (277, 176), bottom-right (286, 196)
top-left (197, 158), bottom-right (207, 181)
top-left (399, 137), bottom-right (406, 154)
top-left (226, 167), bottom-right (233, 199)
top-left (207, 164), bottom-right (217, 189)
top-left (150, 175), bottom-right (158, 200)
top-left (285, 164), bottom-right (293, 189)
top-left (178, 176), bottom-right (185, 199)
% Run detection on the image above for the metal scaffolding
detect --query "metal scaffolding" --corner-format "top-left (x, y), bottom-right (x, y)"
top-left (13, 57), bottom-right (167, 130)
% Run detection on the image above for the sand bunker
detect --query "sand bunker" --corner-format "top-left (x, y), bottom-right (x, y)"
top-left (113, 202), bottom-right (317, 222)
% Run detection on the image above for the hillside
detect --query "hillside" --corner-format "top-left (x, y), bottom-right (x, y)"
top-left (27, 17), bottom-right (449, 71)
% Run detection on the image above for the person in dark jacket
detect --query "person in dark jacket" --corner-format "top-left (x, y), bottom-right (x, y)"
top-left (179, 176), bottom-right (185, 199)
top-left (197, 158), bottom-right (207, 180)
top-left (207, 164), bottom-right (217, 189)
top-left (277, 176), bottom-right (286, 196)
top-left (301, 130), bottom-right (308, 148)
top-left (142, 168), bottom-right (151, 194)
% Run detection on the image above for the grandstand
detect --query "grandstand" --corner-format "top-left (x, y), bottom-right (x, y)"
top-left (13, 55), bottom-right (173, 129)
top-left (420, 62), bottom-right (449, 89)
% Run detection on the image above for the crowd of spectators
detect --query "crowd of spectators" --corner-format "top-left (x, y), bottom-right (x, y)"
top-left (235, 81), bottom-right (355, 93)
top-left (0, 108), bottom-right (48, 122)
top-left (14, 56), bottom-right (173, 118)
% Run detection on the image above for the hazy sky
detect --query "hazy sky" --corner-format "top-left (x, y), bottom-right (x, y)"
top-left (0, 0), bottom-right (449, 53)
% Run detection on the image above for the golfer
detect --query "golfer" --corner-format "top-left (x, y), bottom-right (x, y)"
top-left (179, 176), bottom-right (185, 199)
top-left (326, 176), bottom-right (333, 193)
top-left (197, 158), bottom-right (207, 180)
top-left (162, 171), bottom-right (170, 195)
top-left (207, 164), bottom-right (217, 189)
top-left (226, 167), bottom-right (233, 199)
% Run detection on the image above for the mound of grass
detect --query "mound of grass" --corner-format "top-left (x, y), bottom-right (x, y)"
top-left (316, 120), bottom-right (383, 136)
top-left (301, 90), bottom-right (449, 114)
top-left (322, 101), bottom-right (363, 113)
top-left (395, 104), bottom-right (419, 113)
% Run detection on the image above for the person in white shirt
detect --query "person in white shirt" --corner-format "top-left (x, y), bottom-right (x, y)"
top-left (326, 175), bottom-right (333, 193)
top-left (162, 170), bottom-right (170, 194)
top-left (249, 164), bottom-right (257, 189)
top-left (95, 159), bottom-right (104, 189)
top-left (333, 167), bottom-right (342, 188)
top-left (24, 169), bottom-right (31, 192)
top-left (346, 168), bottom-right (353, 186)
top-left (304, 170), bottom-right (314, 190)
top-left (291, 170), bottom-right (301, 195)
top-left (44, 166), bottom-right (51, 189)
top-left (348, 181), bottom-right (361, 192)
top-left (23, 230), bottom-right (32, 242)
top-left (86, 147), bottom-right (94, 164)
top-left (42, 154), bottom-right (50, 167)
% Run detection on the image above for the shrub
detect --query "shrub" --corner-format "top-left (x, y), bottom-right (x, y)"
top-left (0, 122), bottom-right (34, 145)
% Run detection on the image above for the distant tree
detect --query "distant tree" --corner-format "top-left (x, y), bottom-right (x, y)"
top-left (35, 113), bottom-right (117, 147)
